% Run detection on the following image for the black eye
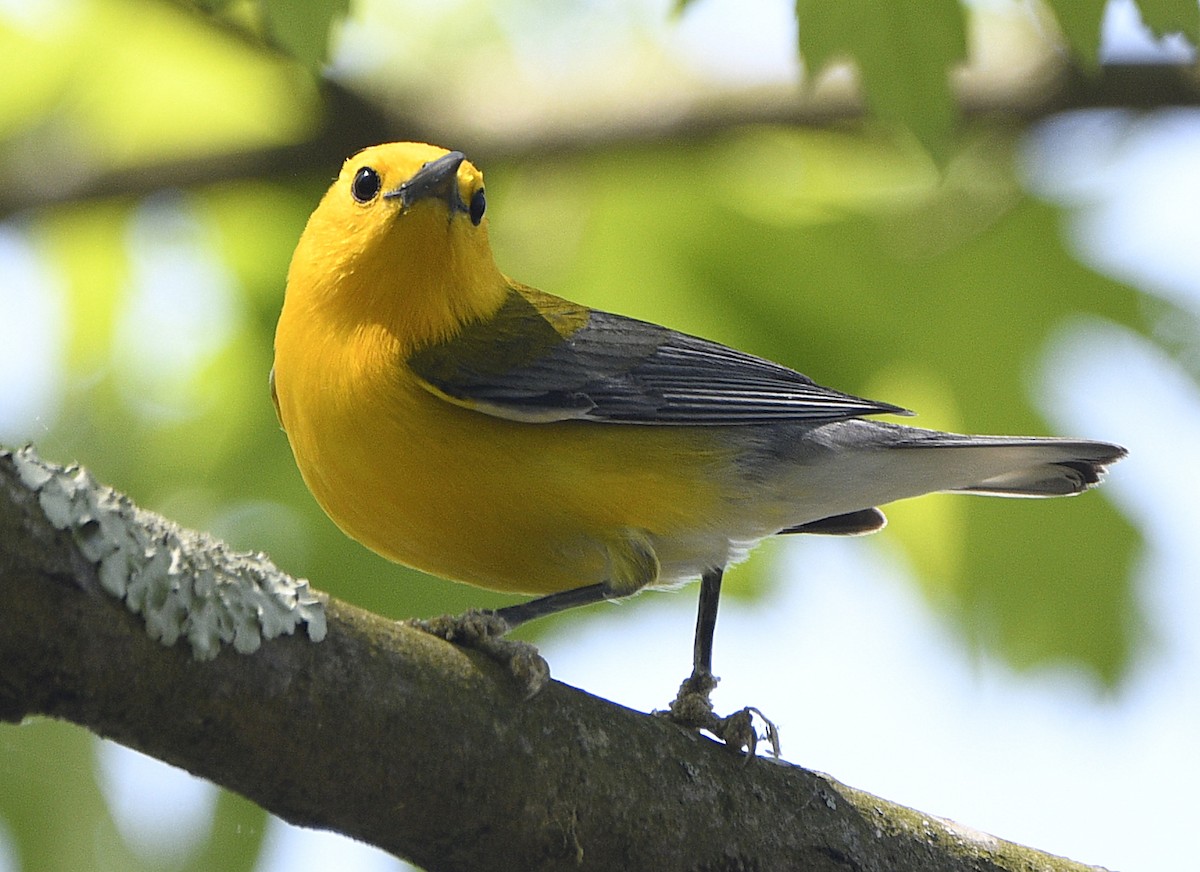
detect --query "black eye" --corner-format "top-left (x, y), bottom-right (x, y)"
top-left (351, 167), bottom-right (381, 203)
top-left (468, 188), bottom-right (486, 225)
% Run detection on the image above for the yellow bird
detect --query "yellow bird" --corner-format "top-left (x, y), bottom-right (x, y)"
top-left (273, 142), bottom-right (1125, 750)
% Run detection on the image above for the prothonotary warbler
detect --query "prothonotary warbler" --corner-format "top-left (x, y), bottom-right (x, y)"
top-left (272, 142), bottom-right (1126, 752)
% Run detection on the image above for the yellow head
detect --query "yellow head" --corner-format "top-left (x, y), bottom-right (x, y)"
top-left (282, 142), bottom-right (507, 351)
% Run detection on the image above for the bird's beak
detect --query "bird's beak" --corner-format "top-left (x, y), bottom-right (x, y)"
top-left (384, 151), bottom-right (468, 215)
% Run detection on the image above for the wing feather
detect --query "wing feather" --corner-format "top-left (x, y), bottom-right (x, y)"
top-left (407, 287), bottom-right (909, 425)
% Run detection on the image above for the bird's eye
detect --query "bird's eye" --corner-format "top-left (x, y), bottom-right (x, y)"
top-left (351, 167), bottom-right (381, 203)
top-left (468, 188), bottom-right (486, 225)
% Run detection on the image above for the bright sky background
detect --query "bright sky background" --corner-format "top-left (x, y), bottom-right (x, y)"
top-left (2, 2), bottom-right (1198, 871)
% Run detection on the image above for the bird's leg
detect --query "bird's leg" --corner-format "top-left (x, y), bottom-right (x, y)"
top-left (494, 583), bottom-right (613, 627)
top-left (414, 583), bottom-right (612, 639)
top-left (408, 584), bottom-right (613, 699)
top-left (414, 533), bottom-right (656, 695)
top-left (660, 567), bottom-right (781, 758)
top-left (662, 567), bottom-right (724, 729)
top-left (692, 564), bottom-right (722, 678)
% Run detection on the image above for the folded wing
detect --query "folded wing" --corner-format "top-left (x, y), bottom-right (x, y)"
top-left (408, 285), bottom-right (908, 425)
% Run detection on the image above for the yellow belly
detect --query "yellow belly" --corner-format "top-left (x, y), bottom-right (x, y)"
top-left (274, 329), bottom-right (740, 595)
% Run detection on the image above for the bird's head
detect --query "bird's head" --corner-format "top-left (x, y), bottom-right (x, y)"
top-left (286, 142), bottom-right (506, 345)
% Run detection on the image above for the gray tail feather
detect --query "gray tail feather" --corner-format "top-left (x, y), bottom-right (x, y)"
top-left (933, 440), bottom-right (1127, 498)
top-left (775, 432), bottom-right (1126, 536)
top-left (953, 459), bottom-right (1111, 497)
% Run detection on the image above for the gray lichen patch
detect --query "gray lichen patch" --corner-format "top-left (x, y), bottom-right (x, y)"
top-left (6, 445), bottom-right (326, 661)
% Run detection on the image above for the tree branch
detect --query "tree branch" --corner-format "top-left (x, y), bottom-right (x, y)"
top-left (0, 446), bottom-right (1111, 872)
top-left (2, 61), bottom-right (1199, 218)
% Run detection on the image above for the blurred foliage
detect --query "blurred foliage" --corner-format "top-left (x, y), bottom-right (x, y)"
top-left (1046, 0), bottom-right (1200, 68)
top-left (795, 0), bottom-right (968, 157)
top-left (0, 0), bottom-right (317, 174)
top-left (1045, 0), bottom-right (1114, 68)
top-left (0, 0), bottom-right (1193, 870)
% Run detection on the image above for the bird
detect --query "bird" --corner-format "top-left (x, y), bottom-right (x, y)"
top-left (272, 141), bottom-right (1126, 753)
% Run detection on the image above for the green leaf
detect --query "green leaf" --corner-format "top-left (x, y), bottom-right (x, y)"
top-left (1136, 0), bottom-right (1200, 43)
top-left (1042, 0), bottom-right (1107, 69)
top-left (795, 0), bottom-right (968, 157)
top-left (260, 0), bottom-right (351, 69)
top-left (180, 790), bottom-right (268, 872)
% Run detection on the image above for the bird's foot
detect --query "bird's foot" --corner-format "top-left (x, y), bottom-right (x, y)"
top-left (407, 610), bottom-right (550, 699)
top-left (657, 670), bottom-right (781, 759)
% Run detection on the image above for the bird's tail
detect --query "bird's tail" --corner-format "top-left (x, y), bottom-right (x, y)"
top-left (902, 434), bottom-right (1127, 498)
top-left (769, 421), bottom-right (1126, 537)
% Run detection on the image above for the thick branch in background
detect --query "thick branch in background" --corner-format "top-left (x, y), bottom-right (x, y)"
top-left (1, 62), bottom-right (1199, 218)
top-left (0, 447), bottom-right (1110, 872)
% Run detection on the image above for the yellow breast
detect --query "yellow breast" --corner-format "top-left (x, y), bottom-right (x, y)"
top-left (272, 315), bottom-right (741, 595)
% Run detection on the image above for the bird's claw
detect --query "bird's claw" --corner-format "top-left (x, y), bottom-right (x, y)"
top-left (407, 610), bottom-right (550, 699)
top-left (658, 670), bottom-right (781, 759)
top-left (411, 609), bottom-right (511, 642)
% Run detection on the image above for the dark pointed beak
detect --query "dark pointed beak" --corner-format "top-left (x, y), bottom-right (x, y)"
top-left (384, 151), bottom-right (468, 214)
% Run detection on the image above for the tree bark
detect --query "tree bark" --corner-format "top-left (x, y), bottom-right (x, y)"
top-left (0, 447), bottom-right (1111, 872)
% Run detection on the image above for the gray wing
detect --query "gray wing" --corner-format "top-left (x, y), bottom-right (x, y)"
top-left (408, 291), bottom-right (909, 425)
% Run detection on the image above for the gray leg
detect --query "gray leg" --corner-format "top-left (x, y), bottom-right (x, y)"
top-left (494, 583), bottom-right (612, 628)
top-left (661, 566), bottom-right (780, 758)
top-left (691, 567), bottom-right (723, 678)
